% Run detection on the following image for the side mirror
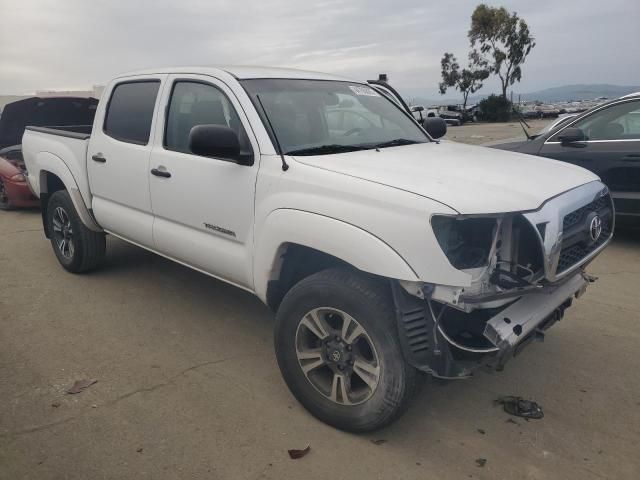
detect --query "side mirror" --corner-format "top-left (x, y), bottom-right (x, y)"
top-left (188, 125), bottom-right (250, 164)
top-left (557, 127), bottom-right (586, 144)
top-left (412, 106), bottom-right (425, 112)
top-left (424, 117), bottom-right (447, 139)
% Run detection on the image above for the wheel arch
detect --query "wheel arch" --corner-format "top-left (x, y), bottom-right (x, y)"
top-left (254, 209), bottom-right (419, 310)
top-left (36, 153), bottom-right (101, 237)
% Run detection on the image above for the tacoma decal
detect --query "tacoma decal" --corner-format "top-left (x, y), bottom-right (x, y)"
top-left (204, 223), bottom-right (236, 238)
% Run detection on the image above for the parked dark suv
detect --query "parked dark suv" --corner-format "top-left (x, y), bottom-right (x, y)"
top-left (492, 93), bottom-right (640, 218)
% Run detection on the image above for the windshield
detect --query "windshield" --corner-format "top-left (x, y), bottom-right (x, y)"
top-left (241, 79), bottom-right (430, 155)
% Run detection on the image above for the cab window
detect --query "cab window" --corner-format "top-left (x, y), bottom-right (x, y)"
top-left (104, 81), bottom-right (160, 145)
top-left (164, 81), bottom-right (252, 155)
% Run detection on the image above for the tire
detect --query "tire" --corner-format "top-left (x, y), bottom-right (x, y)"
top-left (275, 268), bottom-right (419, 432)
top-left (46, 190), bottom-right (106, 273)
top-left (0, 178), bottom-right (14, 210)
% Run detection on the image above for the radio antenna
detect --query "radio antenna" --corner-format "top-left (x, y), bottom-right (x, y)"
top-left (256, 94), bottom-right (289, 171)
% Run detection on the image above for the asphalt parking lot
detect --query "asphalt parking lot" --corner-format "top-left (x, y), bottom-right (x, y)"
top-left (1, 205), bottom-right (639, 479)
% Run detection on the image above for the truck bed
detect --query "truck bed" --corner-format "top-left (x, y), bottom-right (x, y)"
top-left (22, 126), bottom-right (93, 206)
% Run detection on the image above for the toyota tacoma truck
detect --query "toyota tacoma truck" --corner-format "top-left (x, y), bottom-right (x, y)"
top-left (22, 66), bottom-right (613, 432)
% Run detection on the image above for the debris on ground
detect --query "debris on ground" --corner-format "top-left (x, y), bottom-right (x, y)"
top-left (136, 448), bottom-right (143, 453)
top-left (371, 439), bottom-right (387, 445)
top-left (287, 445), bottom-right (311, 459)
top-left (51, 402), bottom-right (61, 408)
top-left (505, 418), bottom-right (520, 425)
top-left (495, 396), bottom-right (544, 420)
top-left (475, 458), bottom-right (487, 467)
top-left (477, 429), bottom-right (486, 435)
top-left (66, 379), bottom-right (97, 394)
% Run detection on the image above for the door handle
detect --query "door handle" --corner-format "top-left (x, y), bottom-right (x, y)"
top-left (623, 154), bottom-right (640, 162)
top-left (151, 168), bottom-right (171, 178)
top-left (91, 153), bottom-right (106, 163)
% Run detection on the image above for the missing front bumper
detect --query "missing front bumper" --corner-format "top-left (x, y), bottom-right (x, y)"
top-left (392, 272), bottom-right (589, 379)
top-left (483, 273), bottom-right (586, 352)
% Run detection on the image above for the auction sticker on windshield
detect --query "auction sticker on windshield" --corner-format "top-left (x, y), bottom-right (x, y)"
top-left (349, 85), bottom-right (380, 97)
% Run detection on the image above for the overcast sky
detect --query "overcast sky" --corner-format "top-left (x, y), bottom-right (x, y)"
top-left (1, 0), bottom-right (638, 99)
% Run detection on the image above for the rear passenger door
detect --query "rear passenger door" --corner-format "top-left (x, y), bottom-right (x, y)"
top-left (148, 75), bottom-right (260, 289)
top-left (88, 76), bottom-right (165, 248)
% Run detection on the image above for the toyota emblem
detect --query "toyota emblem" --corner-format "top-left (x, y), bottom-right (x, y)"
top-left (589, 215), bottom-right (603, 242)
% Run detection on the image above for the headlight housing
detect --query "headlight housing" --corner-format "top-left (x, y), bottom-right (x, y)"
top-left (431, 215), bottom-right (497, 270)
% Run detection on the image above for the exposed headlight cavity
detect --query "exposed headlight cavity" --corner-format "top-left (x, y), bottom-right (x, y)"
top-left (431, 216), bottom-right (497, 270)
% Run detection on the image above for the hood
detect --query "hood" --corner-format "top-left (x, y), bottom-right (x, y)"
top-left (0, 97), bottom-right (98, 149)
top-left (292, 141), bottom-right (599, 214)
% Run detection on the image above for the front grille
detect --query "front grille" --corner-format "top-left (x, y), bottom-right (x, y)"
top-left (556, 228), bottom-right (611, 272)
top-left (562, 195), bottom-right (608, 230)
top-left (556, 194), bottom-right (613, 273)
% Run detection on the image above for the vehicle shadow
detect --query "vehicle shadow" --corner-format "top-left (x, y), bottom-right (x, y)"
top-left (0, 206), bottom-right (40, 215)
top-left (91, 234), bottom-right (273, 321)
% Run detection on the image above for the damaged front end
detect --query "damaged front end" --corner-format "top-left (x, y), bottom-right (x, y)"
top-left (393, 182), bottom-right (614, 379)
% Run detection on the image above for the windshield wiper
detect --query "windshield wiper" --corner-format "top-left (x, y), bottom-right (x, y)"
top-left (285, 144), bottom-right (370, 156)
top-left (370, 138), bottom-right (422, 149)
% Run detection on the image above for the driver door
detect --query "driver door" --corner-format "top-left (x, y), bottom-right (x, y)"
top-left (148, 74), bottom-right (260, 289)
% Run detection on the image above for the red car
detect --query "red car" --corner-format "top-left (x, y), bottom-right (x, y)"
top-left (0, 146), bottom-right (38, 209)
top-left (0, 96), bottom-right (98, 209)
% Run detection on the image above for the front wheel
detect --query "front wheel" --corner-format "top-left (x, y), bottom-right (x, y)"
top-left (275, 268), bottom-right (419, 432)
top-left (46, 190), bottom-right (106, 273)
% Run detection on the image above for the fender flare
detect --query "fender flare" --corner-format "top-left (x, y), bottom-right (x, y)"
top-left (253, 209), bottom-right (419, 302)
top-left (36, 152), bottom-right (102, 232)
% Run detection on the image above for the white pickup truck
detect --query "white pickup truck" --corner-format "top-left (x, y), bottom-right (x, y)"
top-left (23, 66), bottom-right (614, 432)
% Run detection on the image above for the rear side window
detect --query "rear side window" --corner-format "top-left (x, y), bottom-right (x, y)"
top-left (104, 81), bottom-right (160, 144)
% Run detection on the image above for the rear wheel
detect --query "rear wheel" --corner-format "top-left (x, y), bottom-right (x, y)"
top-left (46, 190), bottom-right (106, 273)
top-left (275, 268), bottom-right (419, 432)
top-left (0, 178), bottom-right (14, 210)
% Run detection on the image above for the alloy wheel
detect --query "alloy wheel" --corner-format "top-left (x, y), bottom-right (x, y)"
top-left (52, 206), bottom-right (75, 259)
top-left (295, 307), bottom-right (381, 405)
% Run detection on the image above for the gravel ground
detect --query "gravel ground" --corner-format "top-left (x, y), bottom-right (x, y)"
top-left (1, 138), bottom-right (639, 479)
top-left (445, 118), bottom-right (553, 145)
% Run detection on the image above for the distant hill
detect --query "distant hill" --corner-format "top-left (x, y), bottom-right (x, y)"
top-left (407, 84), bottom-right (640, 106)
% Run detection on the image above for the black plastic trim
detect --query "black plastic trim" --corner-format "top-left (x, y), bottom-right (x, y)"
top-left (25, 126), bottom-right (91, 140)
top-left (390, 282), bottom-right (476, 379)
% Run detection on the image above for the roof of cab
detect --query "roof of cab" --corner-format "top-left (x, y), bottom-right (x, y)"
top-left (115, 66), bottom-right (353, 82)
